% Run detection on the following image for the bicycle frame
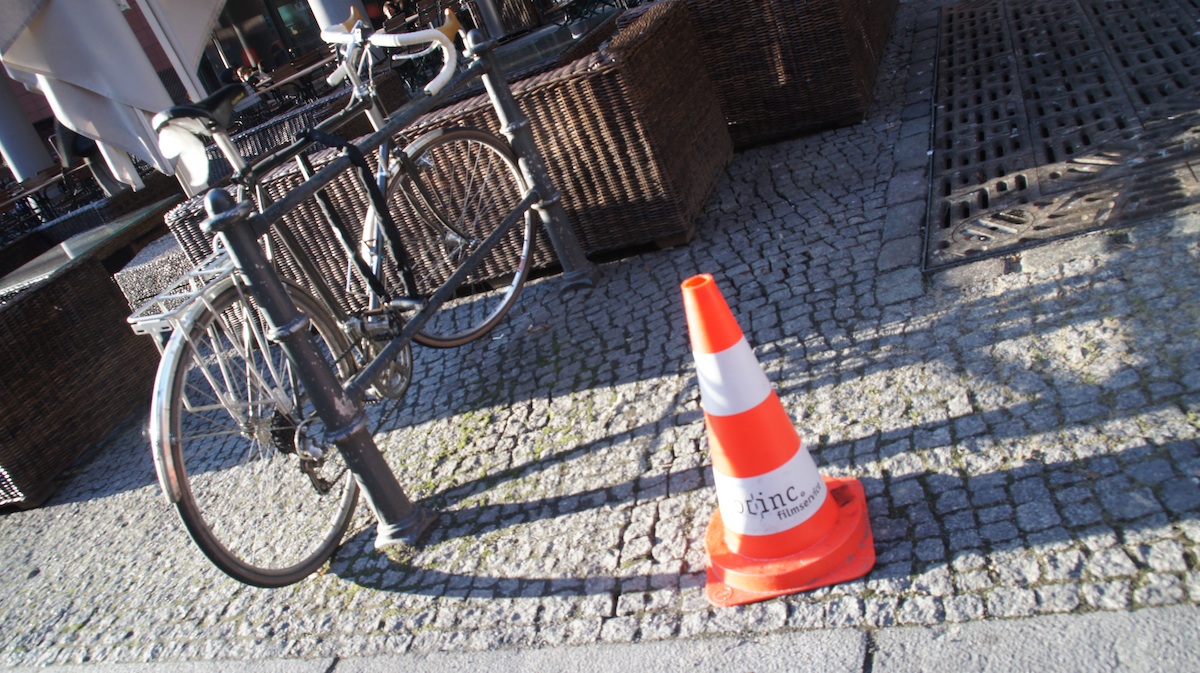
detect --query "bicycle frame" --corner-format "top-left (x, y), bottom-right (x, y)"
top-left (210, 85), bottom-right (388, 334)
top-left (213, 35), bottom-right (497, 350)
top-left (198, 17), bottom-right (597, 550)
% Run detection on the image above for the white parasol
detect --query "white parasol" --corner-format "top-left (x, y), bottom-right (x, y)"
top-left (137, 0), bottom-right (224, 103)
top-left (0, 0), bottom-right (221, 191)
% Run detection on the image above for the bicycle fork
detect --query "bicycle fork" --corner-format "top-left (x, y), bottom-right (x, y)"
top-left (201, 190), bottom-right (437, 550)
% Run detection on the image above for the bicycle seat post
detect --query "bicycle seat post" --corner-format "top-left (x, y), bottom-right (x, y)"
top-left (202, 189), bottom-right (437, 549)
top-left (211, 130), bottom-right (248, 176)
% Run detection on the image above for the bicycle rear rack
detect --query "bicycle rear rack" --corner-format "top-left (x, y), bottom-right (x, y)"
top-left (127, 247), bottom-right (236, 339)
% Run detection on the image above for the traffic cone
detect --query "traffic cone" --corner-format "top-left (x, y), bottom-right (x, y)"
top-left (681, 273), bottom-right (875, 607)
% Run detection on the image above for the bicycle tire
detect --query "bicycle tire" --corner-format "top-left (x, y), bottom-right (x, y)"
top-left (392, 127), bottom-right (535, 348)
top-left (150, 280), bottom-right (359, 588)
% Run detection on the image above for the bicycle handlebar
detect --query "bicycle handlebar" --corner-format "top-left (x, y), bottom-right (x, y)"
top-left (320, 9), bottom-right (459, 97)
top-left (156, 9), bottom-right (463, 190)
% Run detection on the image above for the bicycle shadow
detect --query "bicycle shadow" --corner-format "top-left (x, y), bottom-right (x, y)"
top-left (24, 88), bottom-right (1200, 515)
top-left (17, 192), bottom-right (1199, 555)
top-left (327, 437), bottom-right (1198, 605)
top-left (371, 210), bottom-right (1200, 458)
top-left (7, 379), bottom-right (408, 513)
top-left (325, 205), bottom-right (1200, 612)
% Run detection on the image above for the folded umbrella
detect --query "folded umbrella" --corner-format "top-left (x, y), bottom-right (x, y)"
top-left (138, 0), bottom-right (224, 102)
top-left (0, 0), bottom-right (176, 190)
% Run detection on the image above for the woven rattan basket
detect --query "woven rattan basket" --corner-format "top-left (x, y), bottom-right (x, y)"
top-left (168, 0), bottom-right (729, 314)
top-left (408, 0), bottom-right (730, 255)
top-left (165, 158), bottom-right (383, 321)
top-left (469, 0), bottom-right (543, 40)
top-left (683, 0), bottom-right (897, 147)
top-left (167, 137), bottom-right (538, 319)
top-left (0, 257), bottom-right (158, 508)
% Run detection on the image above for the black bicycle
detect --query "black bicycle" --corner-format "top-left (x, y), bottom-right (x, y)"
top-left (129, 4), bottom-right (595, 587)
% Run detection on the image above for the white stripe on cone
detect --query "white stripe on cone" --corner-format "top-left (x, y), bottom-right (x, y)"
top-left (713, 448), bottom-right (827, 536)
top-left (694, 336), bottom-right (772, 417)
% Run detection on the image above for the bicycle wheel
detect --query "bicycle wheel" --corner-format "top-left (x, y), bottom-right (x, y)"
top-left (150, 280), bottom-right (359, 588)
top-left (392, 127), bottom-right (535, 348)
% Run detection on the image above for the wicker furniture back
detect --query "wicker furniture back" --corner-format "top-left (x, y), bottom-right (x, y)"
top-left (167, 0), bottom-right (729, 316)
top-left (0, 256), bottom-right (158, 508)
top-left (171, 133), bottom-right (556, 317)
top-left (174, 146), bottom-right (472, 320)
top-left (0, 202), bottom-right (114, 278)
top-left (469, 0), bottom-right (542, 39)
top-left (166, 150), bottom-right (412, 319)
top-left (408, 0), bottom-right (730, 255)
top-left (204, 91), bottom-right (349, 186)
top-left (684, 0), bottom-right (897, 147)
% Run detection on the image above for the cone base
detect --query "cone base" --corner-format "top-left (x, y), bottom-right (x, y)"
top-left (704, 476), bottom-right (876, 607)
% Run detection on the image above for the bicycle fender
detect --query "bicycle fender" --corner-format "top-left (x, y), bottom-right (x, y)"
top-left (149, 275), bottom-right (248, 503)
top-left (401, 127), bottom-right (449, 157)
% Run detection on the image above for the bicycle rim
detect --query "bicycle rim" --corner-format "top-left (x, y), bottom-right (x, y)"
top-left (152, 282), bottom-right (359, 587)
top-left (394, 127), bottom-right (535, 348)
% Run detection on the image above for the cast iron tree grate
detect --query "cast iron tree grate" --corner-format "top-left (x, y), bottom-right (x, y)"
top-left (926, 0), bottom-right (1200, 270)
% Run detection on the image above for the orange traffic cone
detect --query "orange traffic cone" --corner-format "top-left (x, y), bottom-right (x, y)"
top-left (681, 273), bottom-right (875, 607)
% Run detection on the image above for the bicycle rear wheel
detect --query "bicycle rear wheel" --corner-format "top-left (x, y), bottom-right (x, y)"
top-left (150, 280), bottom-right (359, 588)
top-left (393, 127), bottom-right (535, 348)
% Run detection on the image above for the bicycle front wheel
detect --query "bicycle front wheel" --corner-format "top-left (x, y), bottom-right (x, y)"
top-left (150, 280), bottom-right (359, 588)
top-left (394, 127), bottom-right (535, 348)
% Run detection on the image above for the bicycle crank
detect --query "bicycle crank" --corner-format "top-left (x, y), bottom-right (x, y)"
top-left (294, 418), bottom-right (339, 494)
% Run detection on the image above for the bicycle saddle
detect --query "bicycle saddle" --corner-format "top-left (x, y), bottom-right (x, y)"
top-left (152, 83), bottom-right (251, 135)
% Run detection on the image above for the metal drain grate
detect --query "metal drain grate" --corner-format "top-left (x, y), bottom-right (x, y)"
top-left (926, 0), bottom-right (1200, 269)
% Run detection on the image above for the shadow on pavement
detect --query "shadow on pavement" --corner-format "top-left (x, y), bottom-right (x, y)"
top-left (327, 427), bottom-right (1198, 598)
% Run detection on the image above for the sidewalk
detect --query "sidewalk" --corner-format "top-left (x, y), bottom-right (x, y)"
top-left (2, 0), bottom-right (1198, 669)
top-left (8, 605), bottom-right (1198, 672)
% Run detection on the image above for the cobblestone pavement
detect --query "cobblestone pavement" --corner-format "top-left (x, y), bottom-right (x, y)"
top-left (2, 0), bottom-right (1198, 667)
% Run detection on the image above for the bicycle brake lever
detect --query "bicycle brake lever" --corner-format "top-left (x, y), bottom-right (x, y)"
top-left (438, 8), bottom-right (462, 42)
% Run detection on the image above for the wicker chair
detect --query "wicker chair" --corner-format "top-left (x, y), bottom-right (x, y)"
top-left (683, 0), bottom-right (898, 147)
top-left (165, 155), bottom-right (391, 320)
top-left (413, 0), bottom-right (538, 40)
top-left (489, 0), bottom-right (543, 38)
top-left (204, 90), bottom-right (350, 185)
top-left (0, 256), bottom-right (159, 508)
top-left (167, 0), bottom-right (729, 315)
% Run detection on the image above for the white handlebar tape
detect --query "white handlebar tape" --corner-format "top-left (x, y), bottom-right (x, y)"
top-left (369, 29), bottom-right (456, 96)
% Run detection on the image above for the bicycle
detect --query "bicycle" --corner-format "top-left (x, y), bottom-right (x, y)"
top-left (129, 3), bottom-right (596, 587)
top-left (156, 16), bottom-right (528, 352)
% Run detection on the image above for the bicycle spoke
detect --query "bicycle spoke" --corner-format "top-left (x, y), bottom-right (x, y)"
top-left (153, 282), bottom-right (359, 588)
top-left (396, 129), bottom-right (535, 347)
